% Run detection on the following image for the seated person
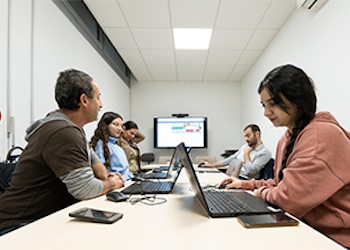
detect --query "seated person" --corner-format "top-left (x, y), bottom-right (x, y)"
top-left (219, 64), bottom-right (350, 249)
top-left (117, 121), bottom-right (145, 174)
top-left (91, 112), bottom-right (134, 181)
top-left (201, 124), bottom-right (271, 179)
top-left (0, 69), bottom-right (124, 236)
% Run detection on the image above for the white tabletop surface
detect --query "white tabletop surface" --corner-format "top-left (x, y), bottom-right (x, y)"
top-left (0, 171), bottom-right (345, 250)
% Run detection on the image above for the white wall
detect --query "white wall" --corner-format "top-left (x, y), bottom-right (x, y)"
top-left (0, 0), bottom-right (9, 161)
top-left (3, 0), bottom-right (349, 165)
top-left (240, 0), bottom-right (350, 156)
top-left (131, 79), bottom-right (242, 162)
top-left (0, 0), bottom-right (130, 160)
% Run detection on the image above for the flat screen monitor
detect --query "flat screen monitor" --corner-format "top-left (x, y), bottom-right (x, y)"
top-left (153, 116), bottom-right (208, 149)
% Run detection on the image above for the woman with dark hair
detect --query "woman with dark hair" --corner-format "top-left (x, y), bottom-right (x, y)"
top-left (91, 112), bottom-right (133, 181)
top-left (117, 121), bottom-right (145, 174)
top-left (220, 64), bottom-right (350, 248)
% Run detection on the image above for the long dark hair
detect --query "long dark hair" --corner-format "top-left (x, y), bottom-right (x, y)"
top-left (258, 64), bottom-right (317, 180)
top-left (123, 121), bottom-right (138, 130)
top-left (90, 112), bottom-right (123, 167)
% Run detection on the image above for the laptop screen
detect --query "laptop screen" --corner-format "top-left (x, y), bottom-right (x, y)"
top-left (177, 142), bottom-right (210, 212)
top-left (177, 142), bottom-right (275, 218)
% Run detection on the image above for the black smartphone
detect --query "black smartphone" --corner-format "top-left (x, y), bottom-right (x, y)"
top-left (69, 207), bottom-right (123, 224)
top-left (237, 212), bottom-right (299, 228)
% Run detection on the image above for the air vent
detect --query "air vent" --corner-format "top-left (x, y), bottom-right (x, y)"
top-left (297, 0), bottom-right (329, 12)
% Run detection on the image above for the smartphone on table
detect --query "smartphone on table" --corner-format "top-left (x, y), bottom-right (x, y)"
top-left (69, 207), bottom-right (123, 224)
top-left (237, 212), bottom-right (299, 228)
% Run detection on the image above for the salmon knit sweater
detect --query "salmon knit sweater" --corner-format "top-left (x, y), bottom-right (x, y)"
top-left (242, 112), bottom-right (350, 248)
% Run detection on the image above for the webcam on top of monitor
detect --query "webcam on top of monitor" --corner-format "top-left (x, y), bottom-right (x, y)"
top-left (172, 113), bottom-right (189, 118)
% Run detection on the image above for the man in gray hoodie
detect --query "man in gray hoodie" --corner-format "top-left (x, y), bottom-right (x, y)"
top-left (0, 69), bottom-right (125, 236)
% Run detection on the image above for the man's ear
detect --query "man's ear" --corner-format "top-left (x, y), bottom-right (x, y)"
top-left (256, 130), bottom-right (261, 138)
top-left (80, 94), bottom-right (88, 107)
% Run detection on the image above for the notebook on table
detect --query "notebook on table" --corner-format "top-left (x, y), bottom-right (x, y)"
top-left (177, 142), bottom-right (274, 218)
top-left (122, 144), bottom-right (182, 195)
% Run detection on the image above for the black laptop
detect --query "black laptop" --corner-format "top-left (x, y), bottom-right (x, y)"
top-left (177, 142), bottom-right (274, 218)
top-left (122, 144), bottom-right (182, 195)
top-left (142, 148), bottom-right (178, 179)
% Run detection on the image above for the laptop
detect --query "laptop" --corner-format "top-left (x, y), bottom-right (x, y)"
top-left (177, 143), bottom-right (274, 218)
top-left (121, 144), bottom-right (183, 195)
top-left (142, 148), bottom-right (178, 179)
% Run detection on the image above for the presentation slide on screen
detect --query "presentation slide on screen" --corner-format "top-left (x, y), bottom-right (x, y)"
top-left (157, 118), bottom-right (205, 147)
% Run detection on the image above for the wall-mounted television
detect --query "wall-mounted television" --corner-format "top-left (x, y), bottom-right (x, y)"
top-left (153, 116), bottom-right (208, 149)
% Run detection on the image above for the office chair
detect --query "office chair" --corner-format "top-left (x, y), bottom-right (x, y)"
top-left (259, 158), bottom-right (275, 180)
top-left (158, 156), bottom-right (172, 164)
top-left (140, 153), bottom-right (155, 165)
top-left (195, 156), bottom-right (217, 164)
top-left (225, 159), bottom-right (243, 177)
top-left (0, 162), bottom-right (16, 194)
top-left (6, 146), bottom-right (24, 163)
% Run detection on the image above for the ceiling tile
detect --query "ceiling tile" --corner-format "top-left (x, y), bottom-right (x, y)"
top-left (258, 0), bottom-right (296, 29)
top-left (177, 64), bottom-right (206, 81)
top-left (170, 0), bottom-right (220, 28)
top-left (175, 50), bottom-right (209, 64)
top-left (238, 50), bottom-right (262, 64)
top-left (227, 74), bottom-right (244, 81)
top-left (231, 64), bottom-right (252, 76)
top-left (246, 29), bottom-right (278, 50)
top-left (216, 0), bottom-right (271, 29)
top-left (204, 75), bottom-right (231, 82)
top-left (205, 64), bottom-right (234, 78)
top-left (84, 0), bottom-right (127, 27)
top-left (141, 50), bottom-right (175, 64)
top-left (117, 49), bottom-right (144, 64)
top-left (118, 0), bottom-right (171, 28)
top-left (131, 28), bottom-right (173, 49)
top-left (84, 0), bottom-right (296, 82)
top-left (207, 50), bottom-right (242, 65)
top-left (128, 63), bottom-right (152, 81)
top-left (103, 28), bottom-right (138, 49)
top-left (148, 64), bottom-right (178, 81)
top-left (210, 29), bottom-right (254, 50)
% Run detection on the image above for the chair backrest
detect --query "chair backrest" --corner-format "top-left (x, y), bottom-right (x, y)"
top-left (140, 153), bottom-right (155, 165)
top-left (195, 156), bottom-right (217, 164)
top-left (225, 159), bottom-right (243, 178)
top-left (158, 156), bottom-right (172, 164)
top-left (0, 162), bottom-right (16, 193)
top-left (6, 146), bottom-right (24, 163)
top-left (259, 158), bottom-right (275, 180)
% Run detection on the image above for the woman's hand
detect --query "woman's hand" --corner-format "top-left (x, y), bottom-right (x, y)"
top-left (219, 177), bottom-right (243, 189)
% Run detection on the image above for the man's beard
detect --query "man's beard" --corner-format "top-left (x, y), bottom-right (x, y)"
top-left (247, 135), bottom-right (257, 147)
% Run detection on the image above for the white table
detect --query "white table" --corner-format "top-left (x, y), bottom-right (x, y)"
top-left (0, 171), bottom-right (345, 250)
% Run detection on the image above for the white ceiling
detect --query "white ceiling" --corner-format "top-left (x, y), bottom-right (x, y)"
top-left (83, 0), bottom-right (296, 82)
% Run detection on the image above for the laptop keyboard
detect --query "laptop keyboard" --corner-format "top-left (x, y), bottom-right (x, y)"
top-left (204, 191), bottom-right (254, 213)
top-left (142, 181), bottom-right (172, 192)
top-left (122, 181), bottom-right (173, 194)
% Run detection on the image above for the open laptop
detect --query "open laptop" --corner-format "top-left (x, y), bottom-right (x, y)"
top-left (142, 148), bottom-right (178, 179)
top-left (121, 143), bottom-right (183, 195)
top-left (151, 147), bottom-right (191, 174)
top-left (177, 143), bottom-right (274, 218)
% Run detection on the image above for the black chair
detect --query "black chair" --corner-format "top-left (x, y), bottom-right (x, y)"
top-left (259, 158), bottom-right (275, 180)
top-left (0, 146), bottom-right (23, 194)
top-left (0, 162), bottom-right (16, 194)
top-left (6, 146), bottom-right (24, 163)
top-left (140, 153), bottom-right (155, 165)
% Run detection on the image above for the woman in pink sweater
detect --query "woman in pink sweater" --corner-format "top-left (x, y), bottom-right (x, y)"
top-left (220, 64), bottom-right (350, 248)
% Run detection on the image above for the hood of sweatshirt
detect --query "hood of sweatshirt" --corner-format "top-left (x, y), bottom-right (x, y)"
top-left (314, 111), bottom-right (350, 137)
top-left (25, 110), bottom-right (75, 141)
